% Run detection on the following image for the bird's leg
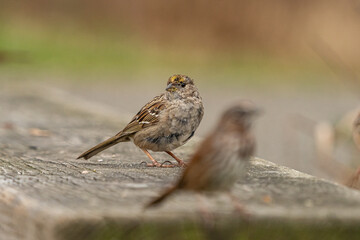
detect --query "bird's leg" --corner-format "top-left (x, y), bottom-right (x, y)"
top-left (141, 149), bottom-right (175, 168)
top-left (165, 151), bottom-right (188, 167)
top-left (228, 192), bottom-right (250, 219)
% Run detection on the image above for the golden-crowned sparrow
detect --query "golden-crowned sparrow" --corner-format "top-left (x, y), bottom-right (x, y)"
top-left (146, 101), bottom-right (260, 212)
top-left (77, 74), bottom-right (204, 167)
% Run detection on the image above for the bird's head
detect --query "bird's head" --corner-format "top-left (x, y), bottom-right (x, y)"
top-left (222, 101), bottom-right (262, 129)
top-left (166, 74), bottom-right (194, 93)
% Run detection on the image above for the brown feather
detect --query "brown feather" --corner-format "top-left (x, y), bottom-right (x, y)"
top-left (77, 135), bottom-right (127, 160)
top-left (177, 132), bottom-right (216, 189)
top-left (118, 95), bottom-right (166, 136)
top-left (77, 95), bottom-right (167, 160)
top-left (145, 102), bottom-right (258, 207)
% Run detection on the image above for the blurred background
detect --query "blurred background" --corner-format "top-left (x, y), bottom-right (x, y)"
top-left (2, 0), bottom-right (360, 186)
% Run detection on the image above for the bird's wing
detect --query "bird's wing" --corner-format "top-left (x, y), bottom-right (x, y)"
top-left (177, 131), bottom-right (254, 190)
top-left (117, 94), bottom-right (166, 137)
top-left (176, 132), bottom-right (216, 190)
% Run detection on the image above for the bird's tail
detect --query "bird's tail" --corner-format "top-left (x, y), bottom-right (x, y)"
top-left (145, 185), bottom-right (178, 208)
top-left (77, 135), bottom-right (124, 160)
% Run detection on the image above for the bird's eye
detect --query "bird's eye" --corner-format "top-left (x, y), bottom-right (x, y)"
top-left (181, 83), bottom-right (186, 87)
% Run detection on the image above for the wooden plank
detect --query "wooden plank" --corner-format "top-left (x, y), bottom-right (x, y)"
top-left (1, 88), bottom-right (360, 239)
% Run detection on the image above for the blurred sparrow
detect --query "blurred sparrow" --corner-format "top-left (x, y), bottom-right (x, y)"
top-left (146, 101), bottom-right (260, 212)
top-left (77, 74), bottom-right (204, 167)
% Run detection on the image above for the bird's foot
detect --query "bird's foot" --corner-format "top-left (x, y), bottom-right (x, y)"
top-left (160, 160), bottom-right (177, 167)
top-left (140, 161), bottom-right (176, 168)
top-left (165, 151), bottom-right (188, 167)
top-left (176, 160), bottom-right (188, 167)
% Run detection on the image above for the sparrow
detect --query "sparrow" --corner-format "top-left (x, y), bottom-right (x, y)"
top-left (146, 101), bottom-right (260, 211)
top-left (77, 74), bottom-right (204, 167)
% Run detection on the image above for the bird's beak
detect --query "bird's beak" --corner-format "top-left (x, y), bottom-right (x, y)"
top-left (166, 83), bottom-right (173, 90)
top-left (166, 83), bottom-right (177, 92)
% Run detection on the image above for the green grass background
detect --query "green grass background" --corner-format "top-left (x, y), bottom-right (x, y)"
top-left (0, 21), bottom-right (336, 89)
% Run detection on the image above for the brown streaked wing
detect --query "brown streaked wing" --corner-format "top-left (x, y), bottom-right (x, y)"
top-left (116, 94), bottom-right (166, 137)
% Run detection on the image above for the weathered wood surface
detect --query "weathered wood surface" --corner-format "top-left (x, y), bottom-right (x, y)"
top-left (1, 86), bottom-right (360, 240)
